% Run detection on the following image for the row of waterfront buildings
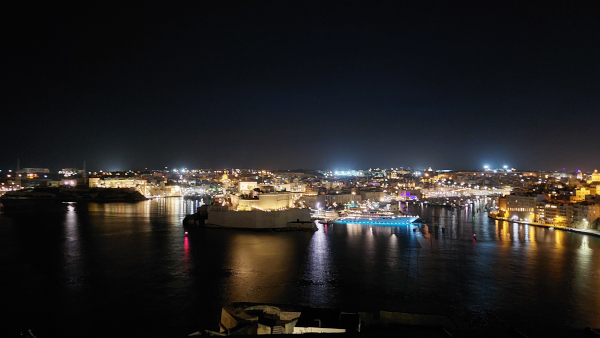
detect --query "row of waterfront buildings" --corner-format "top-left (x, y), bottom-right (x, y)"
top-left (496, 170), bottom-right (600, 229)
top-left (2, 163), bottom-right (600, 230)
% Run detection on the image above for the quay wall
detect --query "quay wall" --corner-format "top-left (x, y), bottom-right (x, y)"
top-left (206, 208), bottom-right (312, 229)
top-left (489, 214), bottom-right (600, 238)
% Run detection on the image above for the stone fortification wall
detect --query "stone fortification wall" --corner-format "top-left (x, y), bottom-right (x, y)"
top-left (206, 208), bottom-right (311, 229)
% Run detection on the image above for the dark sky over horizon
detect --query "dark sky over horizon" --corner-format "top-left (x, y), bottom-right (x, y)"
top-left (1, 2), bottom-right (599, 172)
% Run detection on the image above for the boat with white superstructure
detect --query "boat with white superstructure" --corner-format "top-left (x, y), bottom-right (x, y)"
top-left (333, 209), bottom-right (419, 225)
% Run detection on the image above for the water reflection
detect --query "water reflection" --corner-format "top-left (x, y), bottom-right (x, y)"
top-left (183, 236), bottom-right (191, 271)
top-left (63, 204), bottom-right (82, 288)
top-left (1, 202), bottom-right (600, 336)
top-left (223, 232), bottom-right (307, 303)
top-left (302, 223), bottom-right (335, 306)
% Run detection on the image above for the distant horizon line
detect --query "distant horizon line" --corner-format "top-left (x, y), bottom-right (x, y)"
top-left (1, 165), bottom-right (597, 174)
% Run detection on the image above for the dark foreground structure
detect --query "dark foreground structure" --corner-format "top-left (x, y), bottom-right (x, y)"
top-left (192, 303), bottom-right (600, 338)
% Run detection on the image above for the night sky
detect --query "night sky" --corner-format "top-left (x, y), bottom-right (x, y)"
top-left (2, 2), bottom-right (599, 172)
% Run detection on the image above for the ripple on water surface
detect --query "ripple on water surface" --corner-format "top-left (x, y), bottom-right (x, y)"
top-left (0, 199), bottom-right (599, 337)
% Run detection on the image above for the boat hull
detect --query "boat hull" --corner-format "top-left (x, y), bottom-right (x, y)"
top-left (334, 216), bottom-right (419, 225)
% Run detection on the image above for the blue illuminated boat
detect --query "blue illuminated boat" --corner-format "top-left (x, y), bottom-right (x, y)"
top-left (333, 210), bottom-right (419, 225)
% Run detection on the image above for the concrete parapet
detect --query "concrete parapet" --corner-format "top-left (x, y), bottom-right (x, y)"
top-left (489, 215), bottom-right (600, 238)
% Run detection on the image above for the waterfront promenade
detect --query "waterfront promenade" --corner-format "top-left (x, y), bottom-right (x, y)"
top-left (489, 214), bottom-right (600, 238)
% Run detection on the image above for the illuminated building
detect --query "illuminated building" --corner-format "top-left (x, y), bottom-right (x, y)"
top-left (541, 201), bottom-right (600, 228)
top-left (300, 193), bottom-right (362, 209)
top-left (276, 182), bottom-right (306, 192)
top-left (575, 187), bottom-right (596, 202)
top-left (238, 181), bottom-right (258, 194)
top-left (591, 169), bottom-right (600, 183)
top-left (498, 197), bottom-right (507, 214)
top-left (19, 168), bottom-right (50, 174)
top-left (572, 202), bottom-right (600, 229)
top-left (89, 177), bottom-right (146, 189)
top-left (232, 192), bottom-right (294, 211)
top-left (61, 178), bottom-right (78, 186)
top-left (505, 194), bottom-right (545, 222)
top-left (203, 205), bottom-right (313, 230)
top-left (86, 177), bottom-right (181, 197)
top-left (323, 193), bottom-right (359, 206)
top-left (541, 202), bottom-right (569, 225)
top-left (320, 181), bottom-right (344, 190)
top-left (148, 185), bottom-right (181, 197)
top-left (333, 170), bottom-right (364, 177)
top-left (59, 168), bottom-right (84, 177)
top-left (360, 191), bottom-right (385, 201)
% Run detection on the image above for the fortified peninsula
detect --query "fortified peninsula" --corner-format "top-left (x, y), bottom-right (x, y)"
top-left (0, 186), bottom-right (147, 209)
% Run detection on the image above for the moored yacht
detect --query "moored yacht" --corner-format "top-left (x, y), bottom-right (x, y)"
top-left (334, 209), bottom-right (419, 225)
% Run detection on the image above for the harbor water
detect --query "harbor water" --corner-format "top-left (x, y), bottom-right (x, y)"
top-left (1, 198), bottom-right (599, 337)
